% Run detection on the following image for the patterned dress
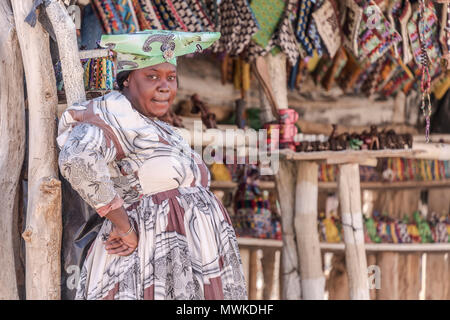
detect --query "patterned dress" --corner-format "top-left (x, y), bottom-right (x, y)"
top-left (57, 91), bottom-right (247, 300)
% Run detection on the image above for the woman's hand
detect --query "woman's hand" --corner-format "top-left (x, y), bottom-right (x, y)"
top-left (104, 224), bottom-right (139, 256)
top-left (103, 206), bottom-right (139, 256)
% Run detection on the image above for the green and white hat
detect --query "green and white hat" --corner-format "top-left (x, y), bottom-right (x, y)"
top-left (100, 30), bottom-right (221, 72)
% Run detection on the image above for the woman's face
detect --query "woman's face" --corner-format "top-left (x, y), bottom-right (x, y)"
top-left (123, 62), bottom-right (177, 118)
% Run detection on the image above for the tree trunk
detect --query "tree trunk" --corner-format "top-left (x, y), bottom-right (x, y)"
top-left (275, 160), bottom-right (302, 299)
top-left (337, 163), bottom-right (369, 300)
top-left (0, 0), bottom-right (26, 300)
top-left (12, 0), bottom-right (62, 300)
top-left (295, 161), bottom-right (325, 299)
top-left (45, 0), bottom-right (85, 107)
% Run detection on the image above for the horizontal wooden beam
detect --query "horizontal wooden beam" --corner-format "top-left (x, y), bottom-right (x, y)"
top-left (278, 149), bottom-right (421, 161)
top-left (210, 180), bottom-right (275, 189)
top-left (236, 238), bottom-right (450, 252)
top-left (320, 243), bottom-right (450, 252)
top-left (319, 179), bottom-right (450, 190)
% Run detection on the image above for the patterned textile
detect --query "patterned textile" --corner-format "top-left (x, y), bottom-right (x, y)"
top-left (130, 0), bottom-right (153, 30)
top-left (100, 30), bottom-right (220, 71)
top-left (217, 0), bottom-right (259, 56)
top-left (407, 1), bottom-right (441, 78)
top-left (153, 0), bottom-right (180, 30)
top-left (398, 0), bottom-right (413, 64)
top-left (190, 0), bottom-right (215, 31)
top-left (250, 0), bottom-right (286, 48)
top-left (312, 0), bottom-right (341, 58)
top-left (295, 0), bottom-right (316, 57)
top-left (341, 0), bottom-right (363, 56)
top-left (115, 0), bottom-right (139, 33)
top-left (139, 0), bottom-right (165, 29)
top-left (92, 0), bottom-right (113, 34)
top-left (272, 0), bottom-right (301, 65)
top-left (307, 0), bottom-right (325, 57)
top-left (357, 1), bottom-right (401, 64)
top-left (165, 0), bottom-right (189, 31)
top-left (202, 0), bottom-right (217, 25)
top-left (57, 91), bottom-right (248, 300)
top-left (171, 0), bottom-right (203, 32)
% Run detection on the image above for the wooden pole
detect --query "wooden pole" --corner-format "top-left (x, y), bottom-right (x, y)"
top-left (45, 0), bottom-right (85, 107)
top-left (337, 163), bottom-right (370, 300)
top-left (261, 247), bottom-right (277, 299)
top-left (12, 0), bottom-right (62, 300)
top-left (376, 252), bottom-right (400, 299)
top-left (0, 0), bottom-right (26, 300)
top-left (295, 161), bottom-right (325, 299)
top-left (266, 53), bottom-right (288, 110)
top-left (275, 160), bottom-right (302, 299)
top-left (249, 249), bottom-right (259, 299)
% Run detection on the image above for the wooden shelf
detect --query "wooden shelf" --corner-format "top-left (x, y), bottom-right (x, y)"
top-left (210, 180), bottom-right (276, 189)
top-left (278, 148), bottom-right (423, 162)
top-left (79, 49), bottom-right (110, 59)
top-left (319, 179), bottom-right (450, 190)
top-left (237, 239), bottom-right (450, 252)
top-left (237, 237), bottom-right (282, 248)
top-left (320, 242), bottom-right (450, 252)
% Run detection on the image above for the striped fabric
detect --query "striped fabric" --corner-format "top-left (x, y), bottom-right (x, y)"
top-left (57, 91), bottom-right (248, 300)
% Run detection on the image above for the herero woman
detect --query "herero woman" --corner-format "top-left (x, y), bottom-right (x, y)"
top-left (57, 30), bottom-right (247, 300)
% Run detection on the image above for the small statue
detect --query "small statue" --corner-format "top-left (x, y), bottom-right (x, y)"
top-left (413, 211), bottom-right (434, 243)
top-left (364, 216), bottom-right (381, 243)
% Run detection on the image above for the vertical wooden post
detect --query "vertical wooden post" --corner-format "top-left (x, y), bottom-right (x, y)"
top-left (45, 0), bottom-right (85, 107)
top-left (275, 160), bottom-right (302, 299)
top-left (337, 163), bottom-right (369, 300)
top-left (0, 0), bottom-right (25, 300)
top-left (376, 252), bottom-right (399, 299)
top-left (295, 161), bottom-right (325, 299)
top-left (261, 247), bottom-right (277, 299)
top-left (425, 188), bottom-right (450, 300)
top-left (249, 249), bottom-right (259, 299)
top-left (266, 53), bottom-right (288, 110)
top-left (12, 0), bottom-right (62, 300)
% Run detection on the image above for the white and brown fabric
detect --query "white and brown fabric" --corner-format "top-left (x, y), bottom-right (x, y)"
top-left (57, 91), bottom-right (247, 300)
top-left (217, 0), bottom-right (259, 55)
top-left (312, 0), bottom-right (341, 59)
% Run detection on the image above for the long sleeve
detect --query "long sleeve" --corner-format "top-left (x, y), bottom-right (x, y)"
top-left (58, 123), bottom-right (123, 216)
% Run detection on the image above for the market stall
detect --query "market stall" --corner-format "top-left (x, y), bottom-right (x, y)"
top-left (1, 0), bottom-right (450, 300)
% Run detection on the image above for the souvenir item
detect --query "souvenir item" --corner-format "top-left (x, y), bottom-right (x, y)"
top-left (295, 0), bottom-right (315, 57)
top-left (399, 0), bottom-right (414, 64)
top-left (217, 0), bottom-right (259, 55)
top-left (308, 0), bottom-right (326, 57)
top-left (357, 1), bottom-right (401, 64)
top-left (312, 0), bottom-right (341, 58)
top-left (250, 0), bottom-right (286, 48)
top-left (139, 0), bottom-right (164, 29)
top-left (341, 0), bottom-right (363, 56)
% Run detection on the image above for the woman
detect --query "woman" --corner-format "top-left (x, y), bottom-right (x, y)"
top-left (57, 30), bottom-right (247, 300)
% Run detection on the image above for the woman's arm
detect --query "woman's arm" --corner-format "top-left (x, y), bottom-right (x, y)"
top-left (59, 123), bottom-right (137, 255)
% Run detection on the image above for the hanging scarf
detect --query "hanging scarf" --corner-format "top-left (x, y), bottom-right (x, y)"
top-left (217, 0), bottom-right (259, 56)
